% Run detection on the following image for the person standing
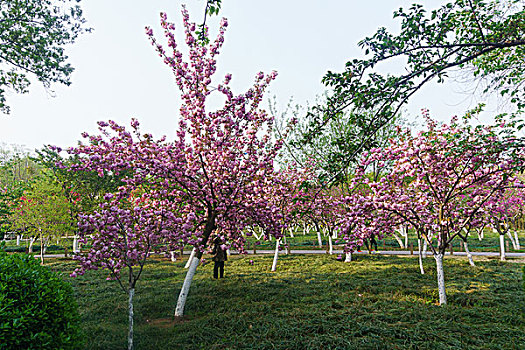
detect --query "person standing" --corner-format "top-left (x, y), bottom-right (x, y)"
top-left (212, 237), bottom-right (227, 279)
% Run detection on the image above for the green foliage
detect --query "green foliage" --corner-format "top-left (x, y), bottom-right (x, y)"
top-left (0, 144), bottom-right (40, 238)
top-left (205, 0), bottom-right (222, 16)
top-left (274, 97), bottom-right (409, 185)
top-left (9, 175), bottom-right (74, 245)
top-left (309, 0), bottom-right (525, 173)
top-left (0, 252), bottom-right (83, 349)
top-left (35, 146), bottom-right (125, 216)
top-left (0, 0), bottom-right (90, 114)
top-left (196, 0), bottom-right (223, 45)
top-left (0, 144), bottom-right (40, 185)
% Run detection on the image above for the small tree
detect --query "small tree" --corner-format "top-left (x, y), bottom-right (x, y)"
top-left (487, 185), bottom-right (524, 260)
top-left (10, 176), bottom-right (73, 264)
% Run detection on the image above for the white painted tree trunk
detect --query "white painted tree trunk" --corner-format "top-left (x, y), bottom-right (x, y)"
top-left (185, 247), bottom-right (197, 268)
top-left (463, 241), bottom-right (475, 266)
top-left (128, 288), bottom-right (135, 350)
top-left (506, 231), bottom-right (517, 250)
top-left (328, 235), bottom-right (333, 255)
top-left (73, 235), bottom-right (80, 253)
top-left (422, 239), bottom-right (428, 259)
top-left (417, 238), bottom-right (425, 275)
top-left (175, 255), bottom-right (200, 317)
top-left (344, 252), bottom-right (352, 262)
top-left (170, 251), bottom-right (177, 262)
top-left (392, 232), bottom-right (405, 249)
top-left (402, 226), bottom-right (408, 249)
top-left (434, 253), bottom-right (447, 305)
top-left (271, 239), bottom-right (280, 272)
top-left (499, 234), bottom-right (506, 261)
top-left (477, 227), bottom-right (484, 241)
top-left (28, 237), bottom-right (34, 253)
top-left (252, 231), bottom-right (263, 240)
top-left (40, 234), bottom-right (45, 265)
top-left (316, 230), bottom-right (322, 248)
top-left (16, 235), bottom-right (20, 246)
top-left (514, 230), bottom-right (521, 250)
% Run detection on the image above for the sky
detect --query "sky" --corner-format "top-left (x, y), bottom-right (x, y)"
top-left (0, 0), bottom-right (501, 152)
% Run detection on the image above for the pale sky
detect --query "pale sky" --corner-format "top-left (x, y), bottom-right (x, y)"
top-left (0, 0), bottom-right (499, 152)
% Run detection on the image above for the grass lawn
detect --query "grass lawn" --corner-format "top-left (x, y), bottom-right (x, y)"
top-left (47, 253), bottom-right (525, 350)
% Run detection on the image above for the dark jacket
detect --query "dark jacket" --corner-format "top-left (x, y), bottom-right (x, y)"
top-left (212, 242), bottom-right (227, 262)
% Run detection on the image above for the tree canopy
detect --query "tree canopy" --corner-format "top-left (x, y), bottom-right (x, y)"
top-left (0, 0), bottom-right (89, 114)
top-left (303, 0), bottom-right (525, 181)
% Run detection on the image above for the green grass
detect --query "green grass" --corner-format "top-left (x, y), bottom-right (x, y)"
top-left (46, 253), bottom-right (525, 350)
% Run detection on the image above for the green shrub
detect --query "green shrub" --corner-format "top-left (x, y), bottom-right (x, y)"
top-left (0, 252), bottom-right (83, 349)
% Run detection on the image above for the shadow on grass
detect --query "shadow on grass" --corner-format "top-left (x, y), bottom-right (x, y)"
top-left (48, 254), bottom-right (524, 350)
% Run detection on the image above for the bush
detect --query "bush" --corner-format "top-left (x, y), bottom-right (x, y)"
top-left (0, 252), bottom-right (83, 349)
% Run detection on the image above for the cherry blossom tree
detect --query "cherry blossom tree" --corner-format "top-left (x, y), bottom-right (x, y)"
top-left (144, 7), bottom-right (287, 317)
top-left (64, 122), bottom-right (186, 350)
top-left (348, 113), bottom-right (520, 305)
top-left (487, 184), bottom-right (524, 261)
top-left (265, 166), bottom-right (310, 271)
top-left (66, 6), bottom-right (287, 333)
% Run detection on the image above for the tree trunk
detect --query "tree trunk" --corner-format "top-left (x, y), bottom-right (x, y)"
top-left (514, 230), bottom-right (521, 250)
top-left (328, 234), bottom-right (333, 255)
top-left (184, 247), bottom-right (197, 269)
top-left (417, 238), bottom-right (425, 274)
top-left (252, 227), bottom-right (263, 240)
top-left (392, 231), bottom-right (405, 249)
top-left (422, 239), bottom-right (428, 259)
top-left (175, 255), bottom-right (200, 317)
top-left (506, 231), bottom-right (517, 250)
top-left (39, 232), bottom-right (44, 265)
top-left (344, 252), bottom-right (352, 262)
top-left (477, 227), bottom-right (484, 241)
top-left (271, 239), bottom-right (280, 272)
top-left (403, 226), bottom-right (408, 249)
top-left (73, 235), bottom-right (80, 253)
top-left (499, 234), bottom-right (506, 261)
top-left (170, 251), bottom-right (177, 262)
top-left (316, 230), bottom-right (322, 248)
top-left (16, 235), bottom-right (20, 246)
top-left (28, 237), bottom-right (34, 254)
top-left (128, 288), bottom-right (135, 350)
top-left (463, 240), bottom-right (475, 266)
top-left (434, 253), bottom-right (447, 305)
